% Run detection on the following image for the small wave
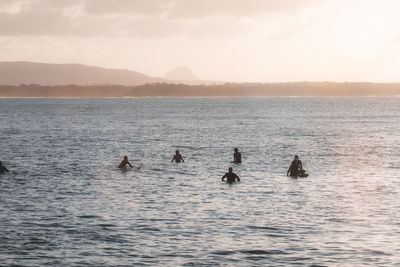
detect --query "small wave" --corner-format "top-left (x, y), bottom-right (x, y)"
top-left (145, 218), bottom-right (175, 222)
top-left (247, 225), bottom-right (293, 233)
top-left (244, 256), bottom-right (272, 261)
top-left (286, 256), bottom-right (313, 262)
top-left (367, 249), bottom-right (392, 256)
top-left (247, 226), bottom-right (279, 231)
top-left (1, 128), bottom-right (22, 135)
top-left (139, 227), bottom-right (161, 232)
top-left (327, 218), bottom-right (346, 223)
top-left (212, 250), bottom-right (236, 255)
top-left (239, 249), bottom-right (276, 255)
top-left (23, 238), bottom-right (50, 246)
top-left (161, 253), bottom-right (194, 258)
top-left (77, 215), bottom-right (101, 219)
top-left (21, 222), bottom-right (69, 228)
top-left (97, 223), bottom-right (116, 227)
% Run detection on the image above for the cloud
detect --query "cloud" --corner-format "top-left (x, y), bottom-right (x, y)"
top-left (0, 0), bottom-right (325, 37)
top-left (82, 0), bottom-right (169, 16)
top-left (167, 0), bottom-right (324, 18)
top-left (81, 0), bottom-right (323, 17)
top-left (0, 8), bottom-right (250, 38)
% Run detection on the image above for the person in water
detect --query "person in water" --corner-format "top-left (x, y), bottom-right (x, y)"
top-left (119, 156), bottom-right (133, 169)
top-left (287, 155), bottom-right (303, 177)
top-left (171, 150), bottom-right (184, 163)
top-left (222, 167), bottom-right (240, 184)
top-left (232, 148), bottom-right (242, 163)
top-left (0, 161), bottom-right (9, 173)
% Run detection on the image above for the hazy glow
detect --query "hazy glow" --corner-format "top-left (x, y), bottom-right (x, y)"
top-left (1, 0), bottom-right (400, 82)
top-left (334, 0), bottom-right (398, 60)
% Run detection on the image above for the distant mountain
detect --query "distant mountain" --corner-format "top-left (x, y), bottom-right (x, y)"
top-left (164, 66), bottom-right (199, 81)
top-left (0, 61), bottom-right (166, 86)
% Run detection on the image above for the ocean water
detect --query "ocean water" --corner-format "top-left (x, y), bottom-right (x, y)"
top-left (0, 97), bottom-right (399, 266)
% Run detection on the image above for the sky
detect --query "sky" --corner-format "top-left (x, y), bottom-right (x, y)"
top-left (1, 0), bottom-right (400, 82)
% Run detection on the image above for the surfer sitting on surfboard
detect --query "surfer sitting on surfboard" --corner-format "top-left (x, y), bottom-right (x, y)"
top-left (222, 167), bottom-right (240, 184)
top-left (232, 148), bottom-right (242, 163)
top-left (287, 155), bottom-right (307, 177)
top-left (119, 156), bottom-right (133, 169)
top-left (171, 150), bottom-right (184, 163)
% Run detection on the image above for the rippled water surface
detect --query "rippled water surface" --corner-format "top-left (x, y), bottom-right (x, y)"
top-left (1, 98), bottom-right (400, 266)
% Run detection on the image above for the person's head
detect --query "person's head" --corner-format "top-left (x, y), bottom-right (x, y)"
top-left (176, 150), bottom-right (179, 154)
top-left (124, 156), bottom-right (128, 160)
top-left (234, 148), bottom-right (238, 152)
top-left (294, 155), bottom-right (299, 160)
top-left (229, 167), bottom-right (233, 172)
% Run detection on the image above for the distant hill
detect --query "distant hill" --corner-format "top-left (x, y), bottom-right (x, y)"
top-left (0, 61), bottom-right (166, 86)
top-left (164, 66), bottom-right (199, 81)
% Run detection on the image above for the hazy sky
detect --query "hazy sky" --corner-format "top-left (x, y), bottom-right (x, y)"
top-left (1, 0), bottom-right (400, 82)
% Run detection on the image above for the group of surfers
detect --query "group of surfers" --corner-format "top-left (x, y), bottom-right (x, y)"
top-left (117, 148), bottom-right (307, 184)
top-left (0, 149), bottom-right (306, 182)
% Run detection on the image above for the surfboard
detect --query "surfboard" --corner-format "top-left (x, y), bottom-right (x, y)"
top-left (290, 170), bottom-right (309, 178)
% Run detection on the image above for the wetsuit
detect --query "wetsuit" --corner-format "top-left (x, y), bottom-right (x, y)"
top-left (119, 160), bottom-right (132, 169)
top-left (222, 172), bottom-right (240, 184)
top-left (233, 152), bottom-right (242, 163)
top-left (172, 154), bottom-right (184, 163)
top-left (288, 160), bottom-right (301, 176)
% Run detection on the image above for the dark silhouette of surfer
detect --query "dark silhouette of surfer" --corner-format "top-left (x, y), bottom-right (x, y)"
top-left (287, 155), bottom-right (307, 177)
top-left (222, 167), bottom-right (240, 184)
top-left (119, 156), bottom-right (133, 169)
top-left (171, 150), bottom-right (184, 163)
top-left (232, 148), bottom-right (242, 163)
top-left (0, 161), bottom-right (9, 173)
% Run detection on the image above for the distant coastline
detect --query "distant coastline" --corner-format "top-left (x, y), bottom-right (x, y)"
top-left (1, 82), bottom-right (400, 98)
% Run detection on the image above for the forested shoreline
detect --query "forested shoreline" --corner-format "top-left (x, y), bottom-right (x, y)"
top-left (1, 82), bottom-right (400, 97)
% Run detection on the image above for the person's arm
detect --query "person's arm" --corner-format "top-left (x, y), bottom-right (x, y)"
top-left (181, 156), bottom-right (184, 163)
top-left (287, 163), bottom-right (292, 176)
top-left (128, 161), bottom-right (133, 168)
top-left (171, 156), bottom-right (175, 162)
top-left (235, 174), bottom-right (240, 182)
top-left (221, 174), bottom-right (227, 181)
top-left (299, 161), bottom-right (303, 170)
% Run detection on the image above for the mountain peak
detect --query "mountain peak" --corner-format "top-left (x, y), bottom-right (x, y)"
top-left (164, 66), bottom-right (198, 81)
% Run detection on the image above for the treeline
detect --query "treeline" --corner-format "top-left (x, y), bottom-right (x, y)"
top-left (1, 82), bottom-right (400, 97)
